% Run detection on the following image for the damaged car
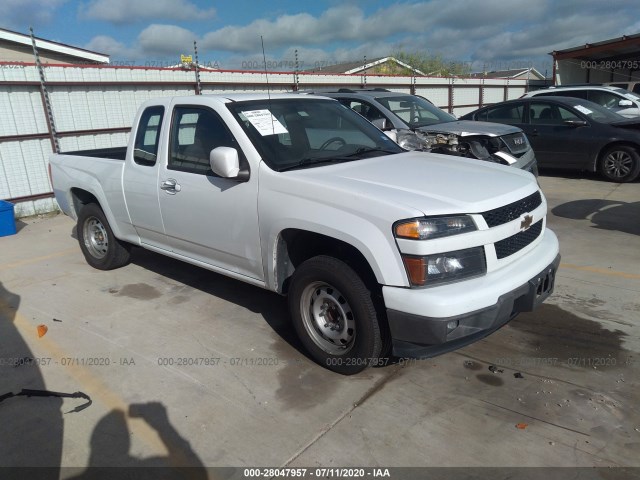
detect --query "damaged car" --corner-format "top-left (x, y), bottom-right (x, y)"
top-left (306, 88), bottom-right (538, 175)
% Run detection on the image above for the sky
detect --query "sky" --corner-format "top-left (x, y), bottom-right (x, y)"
top-left (2, 0), bottom-right (640, 75)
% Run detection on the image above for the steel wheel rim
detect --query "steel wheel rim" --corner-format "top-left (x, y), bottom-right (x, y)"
top-left (604, 151), bottom-right (633, 179)
top-left (83, 216), bottom-right (108, 259)
top-left (299, 281), bottom-right (356, 355)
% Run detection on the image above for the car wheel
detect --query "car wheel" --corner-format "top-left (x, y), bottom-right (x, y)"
top-left (288, 255), bottom-right (384, 375)
top-left (599, 145), bottom-right (640, 182)
top-left (77, 203), bottom-right (131, 270)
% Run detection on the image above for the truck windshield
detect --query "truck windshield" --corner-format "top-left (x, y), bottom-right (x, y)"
top-left (227, 98), bottom-right (403, 171)
top-left (375, 95), bottom-right (457, 128)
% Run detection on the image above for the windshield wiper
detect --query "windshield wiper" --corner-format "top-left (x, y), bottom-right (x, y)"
top-left (340, 146), bottom-right (399, 158)
top-left (278, 157), bottom-right (353, 172)
top-left (278, 147), bottom-right (398, 172)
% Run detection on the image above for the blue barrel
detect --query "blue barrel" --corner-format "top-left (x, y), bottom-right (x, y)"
top-left (0, 200), bottom-right (17, 237)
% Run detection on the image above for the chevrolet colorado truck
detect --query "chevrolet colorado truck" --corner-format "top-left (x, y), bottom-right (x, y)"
top-left (50, 93), bottom-right (560, 375)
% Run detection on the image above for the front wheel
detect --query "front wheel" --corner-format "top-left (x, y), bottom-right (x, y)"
top-left (77, 203), bottom-right (131, 270)
top-left (599, 145), bottom-right (640, 183)
top-left (288, 255), bottom-right (384, 375)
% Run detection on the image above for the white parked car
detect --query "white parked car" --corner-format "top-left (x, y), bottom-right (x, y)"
top-left (523, 85), bottom-right (640, 118)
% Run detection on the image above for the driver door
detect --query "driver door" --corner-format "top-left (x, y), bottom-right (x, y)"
top-left (157, 104), bottom-right (263, 281)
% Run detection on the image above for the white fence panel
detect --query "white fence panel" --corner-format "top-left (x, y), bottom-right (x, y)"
top-left (0, 65), bottom-right (528, 216)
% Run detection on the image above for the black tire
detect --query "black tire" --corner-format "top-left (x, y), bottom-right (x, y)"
top-left (77, 203), bottom-right (131, 270)
top-left (288, 255), bottom-right (384, 375)
top-left (598, 145), bottom-right (640, 183)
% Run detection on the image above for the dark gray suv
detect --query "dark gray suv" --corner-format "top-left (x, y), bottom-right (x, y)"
top-left (306, 88), bottom-right (538, 175)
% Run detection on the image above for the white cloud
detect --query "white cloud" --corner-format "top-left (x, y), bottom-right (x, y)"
top-left (0, 0), bottom-right (66, 29)
top-left (85, 25), bottom-right (199, 62)
top-left (84, 35), bottom-right (139, 59)
top-left (198, 1), bottom-right (546, 54)
top-left (79, 0), bottom-right (215, 24)
top-left (85, 0), bottom-right (640, 75)
top-left (137, 24), bottom-right (198, 57)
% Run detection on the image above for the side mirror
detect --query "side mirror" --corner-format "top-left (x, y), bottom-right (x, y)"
top-left (209, 147), bottom-right (248, 181)
top-left (371, 118), bottom-right (392, 130)
top-left (564, 119), bottom-right (588, 127)
top-left (619, 99), bottom-right (633, 107)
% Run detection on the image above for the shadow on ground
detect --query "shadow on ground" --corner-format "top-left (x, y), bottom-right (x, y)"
top-left (127, 249), bottom-right (395, 410)
top-left (129, 248), bottom-right (305, 358)
top-left (0, 282), bottom-right (63, 473)
top-left (552, 199), bottom-right (640, 235)
top-left (68, 402), bottom-right (209, 479)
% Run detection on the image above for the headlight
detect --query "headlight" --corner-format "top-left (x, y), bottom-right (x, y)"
top-left (402, 247), bottom-right (487, 287)
top-left (394, 215), bottom-right (476, 240)
top-left (396, 130), bottom-right (428, 151)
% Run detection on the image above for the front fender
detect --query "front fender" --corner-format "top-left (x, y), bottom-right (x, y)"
top-left (260, 197), bottom-right (410, 292)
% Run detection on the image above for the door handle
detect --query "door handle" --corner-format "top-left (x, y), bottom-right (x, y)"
top-left (530, 129), bottom-right (539, 137)
top-left (161, 178), bottom-right (181, 194)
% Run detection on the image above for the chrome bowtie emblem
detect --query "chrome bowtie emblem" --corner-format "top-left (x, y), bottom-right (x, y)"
top-left (520, 214), bottom-right (533, 230)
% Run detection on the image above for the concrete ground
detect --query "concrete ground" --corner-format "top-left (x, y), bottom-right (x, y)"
top-left (1, 172), bottom-right (639, 478)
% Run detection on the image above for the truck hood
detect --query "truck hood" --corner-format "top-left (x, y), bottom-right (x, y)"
top-left (278, 151), bottom-right (537, 217)
top-left (416, 120), bottom-right (521, 137)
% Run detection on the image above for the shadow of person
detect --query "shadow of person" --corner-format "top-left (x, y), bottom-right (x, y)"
top-left (0, 281), bottom-right (63, 476)
top-left (70, 402), bottom-right (208, 480)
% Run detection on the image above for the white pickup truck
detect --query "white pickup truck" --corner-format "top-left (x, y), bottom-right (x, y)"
top-left (51, 93), bottom-right (560, 374)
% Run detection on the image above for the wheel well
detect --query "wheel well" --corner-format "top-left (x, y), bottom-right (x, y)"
top-left (70, 188), bottom-right (100, 216)
top-left (276, 229), bottom-right (380, 296)
top-left (595, 142), bottom-right (640, 171)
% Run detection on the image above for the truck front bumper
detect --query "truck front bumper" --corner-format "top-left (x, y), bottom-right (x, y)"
top-left (383, 229), bottom-right (560, 358)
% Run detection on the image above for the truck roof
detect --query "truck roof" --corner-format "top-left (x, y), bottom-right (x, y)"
top-left (167, 93), bottom-right (333, 103)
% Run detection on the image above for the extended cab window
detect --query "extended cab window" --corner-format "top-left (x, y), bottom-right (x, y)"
top-left (133, 106), bottom-right (164, 166)
top-left (169, 106), bottom-right (234, 174)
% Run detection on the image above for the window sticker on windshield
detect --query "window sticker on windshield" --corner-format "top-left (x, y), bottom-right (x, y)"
top-left (241, 109), bottom-right (288, 136)
top-left (574, 105), bottom-right (593, 115)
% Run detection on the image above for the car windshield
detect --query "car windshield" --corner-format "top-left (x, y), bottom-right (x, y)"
top-left (227, 98), bottom-right (403, 171)
top-left (374, 95), bottom-right (456, 128)
top-left (571, 101), bottom-right (628, 123)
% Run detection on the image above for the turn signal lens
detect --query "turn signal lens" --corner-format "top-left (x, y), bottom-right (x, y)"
top-left (394, 216), bottom-right (476, 240)
top-left (395, 221), bottom-right (422, 239)
top-left (402, 256), bottom-right (427, 286)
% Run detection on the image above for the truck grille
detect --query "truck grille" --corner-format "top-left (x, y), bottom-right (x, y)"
top-left (495, 220), bottom-right (543, 259)
top-left (501, 132), bottom-right (530, 155)
top-left (482, 191), bottom-right (542, 228)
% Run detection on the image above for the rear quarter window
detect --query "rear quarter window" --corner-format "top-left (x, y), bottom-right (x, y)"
top-left (133, 106), bottom-right (164, 166)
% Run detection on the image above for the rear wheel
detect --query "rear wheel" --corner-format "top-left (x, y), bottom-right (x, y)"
top-left (77, 203), bottom-right (131, 270)
top-left (288, 255), bottom-right (384, 375)
top-left (599, 145), bottom-right (640, 182)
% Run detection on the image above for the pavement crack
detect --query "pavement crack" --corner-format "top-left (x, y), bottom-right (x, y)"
top-left (279, 365), bottom-right (402, 468)
top-left (601, 183), bottom-right (622, 201)
top-left (476, 398), bottom-right (590, 436)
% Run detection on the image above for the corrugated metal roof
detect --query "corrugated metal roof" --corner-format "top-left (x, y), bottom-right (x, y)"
top-left (551, 32), bottom-right (640, 61)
